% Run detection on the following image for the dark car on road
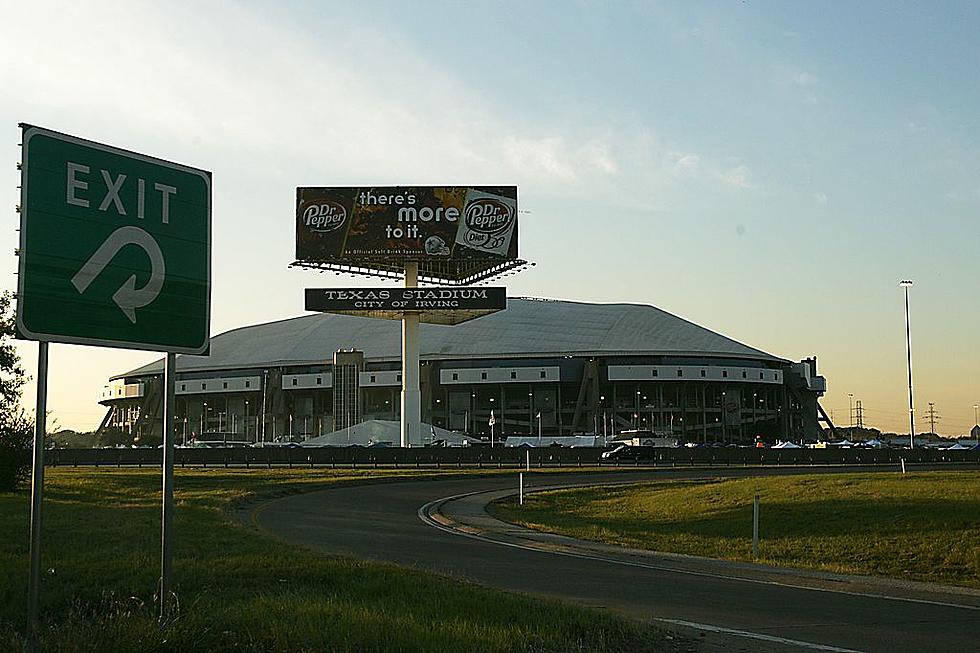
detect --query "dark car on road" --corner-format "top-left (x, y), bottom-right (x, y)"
top-left (600, 444), bottom-right (658, 462)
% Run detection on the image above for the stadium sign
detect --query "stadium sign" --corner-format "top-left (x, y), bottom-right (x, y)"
top-left (16, 125), bottom-right (211, 354)
top-left (306, 286), bottom-right (506, 325)
top-left (294, 186), bottom-right (522, 284)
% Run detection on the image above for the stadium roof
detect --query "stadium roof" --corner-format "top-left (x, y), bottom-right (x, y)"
top-left (119, 297), bottom-right (786, 378)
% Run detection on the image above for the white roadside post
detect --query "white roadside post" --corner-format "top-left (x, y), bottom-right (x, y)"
top-left (519, 472), bottom-right (524, 506)
top-left (526, 449), bottom-right (530, 471)
top-left (401, 262), bottom-right (422, 448)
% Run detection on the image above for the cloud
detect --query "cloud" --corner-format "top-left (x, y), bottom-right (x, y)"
top-left (716, 165), bottom-right (755, 190)
top-left (500, 136), bottom-right (578, 181)
top-left (794, 72), bottom-right (819, 87)
top-left (1, 2), bottom-right (757, 208)
top-left (673, 153), bottom-right (701, 172)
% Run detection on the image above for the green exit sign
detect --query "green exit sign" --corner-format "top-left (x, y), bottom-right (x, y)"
top-left (16, 125), bottom-right (211, 354)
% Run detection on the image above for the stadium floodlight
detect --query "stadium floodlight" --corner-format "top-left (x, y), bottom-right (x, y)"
top-left (899, 280), bottom-right (914, 448)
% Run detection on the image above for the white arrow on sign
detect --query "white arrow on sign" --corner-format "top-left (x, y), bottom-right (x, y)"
top-left (70, 225), bottom-right (166, 324)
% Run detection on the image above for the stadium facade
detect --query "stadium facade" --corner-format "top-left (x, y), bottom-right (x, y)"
top-left (98, 298), bottom-right (829, 445)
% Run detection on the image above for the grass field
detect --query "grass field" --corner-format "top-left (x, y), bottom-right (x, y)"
top-left (0, 468), bottom-right (677, 653)
top-left (492, 471), bottom-right (980, 588)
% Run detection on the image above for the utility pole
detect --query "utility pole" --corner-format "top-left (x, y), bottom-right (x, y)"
top-left (924, 402), bottom-right (940, 436)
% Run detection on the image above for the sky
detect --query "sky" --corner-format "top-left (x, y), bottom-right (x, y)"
top-left (1, 0), bottom-right (978, 436)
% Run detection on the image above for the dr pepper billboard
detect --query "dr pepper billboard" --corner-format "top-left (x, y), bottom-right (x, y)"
top-left (295, 186), bottom-right (518, 270)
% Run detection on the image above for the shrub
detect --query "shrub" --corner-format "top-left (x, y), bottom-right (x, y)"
top-left (0, 409), bottom-right (33, 491)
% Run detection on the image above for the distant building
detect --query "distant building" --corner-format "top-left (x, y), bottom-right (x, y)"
top-left (972, 424), bottom-right (980, 440)
top-left (98, 298), bottom-right (830, 445)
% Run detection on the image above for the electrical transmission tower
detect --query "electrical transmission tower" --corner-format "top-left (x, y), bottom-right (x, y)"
top-left (854, 400), bottom-right (864, 429)
top-left (924, 402), bottom-right (941, 435)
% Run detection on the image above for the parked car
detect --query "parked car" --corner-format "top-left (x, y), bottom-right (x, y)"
top-left (600, 445), bottom-right (657, 462)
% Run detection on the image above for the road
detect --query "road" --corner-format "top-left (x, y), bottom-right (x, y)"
top-left (249, 467), bottom-right (980, 652)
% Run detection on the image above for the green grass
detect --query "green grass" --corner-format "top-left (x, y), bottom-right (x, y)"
top-left (492, 471), bottom-right (980, 588)
top-left (0, 468), bottom-right (677, 653)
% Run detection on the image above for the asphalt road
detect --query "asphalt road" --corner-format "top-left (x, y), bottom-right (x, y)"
top-left (249, 467), bottom-right (980, 652)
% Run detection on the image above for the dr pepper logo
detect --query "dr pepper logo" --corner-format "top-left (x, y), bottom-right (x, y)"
top-left (464, 198), bottom-right (513, 234)
top-left (303, 201), bottom-right (347, 233)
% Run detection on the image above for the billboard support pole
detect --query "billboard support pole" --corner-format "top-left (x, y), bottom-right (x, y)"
top-left (26, 341), bottom-right (48, 653)
top-left (401, 263), bottom-right (422, 447)
top-left (160, 352), bottom-right (176, 621)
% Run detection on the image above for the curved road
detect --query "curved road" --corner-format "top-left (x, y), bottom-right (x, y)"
top-left (249, 467), bottom-right (980, 652)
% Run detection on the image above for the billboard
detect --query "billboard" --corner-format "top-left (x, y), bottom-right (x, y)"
top-left (294, 186), bottom-right (521, 283)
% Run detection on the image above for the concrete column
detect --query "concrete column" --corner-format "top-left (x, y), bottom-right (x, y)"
top-left (401, 262), bottom-right (422, 447)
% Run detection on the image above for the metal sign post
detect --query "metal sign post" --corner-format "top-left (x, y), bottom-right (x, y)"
top-left (159, 353), bottom-right (176, 620)
top-left (26, 341), bottom-right (48, 652)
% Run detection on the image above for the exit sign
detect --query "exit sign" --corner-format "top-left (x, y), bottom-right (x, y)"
top-left (16, 125), bottom-right (211, 354)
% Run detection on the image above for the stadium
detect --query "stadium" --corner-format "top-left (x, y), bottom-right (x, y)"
top-left (98, 297), bottom-right (829, 445)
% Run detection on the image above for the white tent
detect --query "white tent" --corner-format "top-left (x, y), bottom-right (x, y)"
top-left (505, 435), bottom-right (603, 448)
top-left (772, 441), bottom-right (802, 448)
top-left (945, 442), bottom-right (974, 450)
top-left (300, 420), bottom-right (478, 447)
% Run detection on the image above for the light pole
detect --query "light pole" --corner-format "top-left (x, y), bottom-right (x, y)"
top-left (435, 397), bottom-right (442, 435)
top-left (974, 404), bottom-right (978, 427)
top-left (900, 280), bottom-right (915, 448)
top-left (721, 391), bottom-right (727, 443)
top-left (261, 369), bottom-right (268, 444)
top-left (599, 395), bottom-right (607, 442)
top-left (848, 392), bottom-right (854, 438)
top-left (244, 400), bottom-right (249, 441)
top-left (489, 397), bottom-right (495, 446)
top-left (529, 391), bottom-right (534, 436)
top-left (635, 389), bottom-right (641, 430)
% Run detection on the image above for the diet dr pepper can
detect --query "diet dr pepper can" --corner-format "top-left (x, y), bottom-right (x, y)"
top-left (455, 189), bottom-right (517, 258)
